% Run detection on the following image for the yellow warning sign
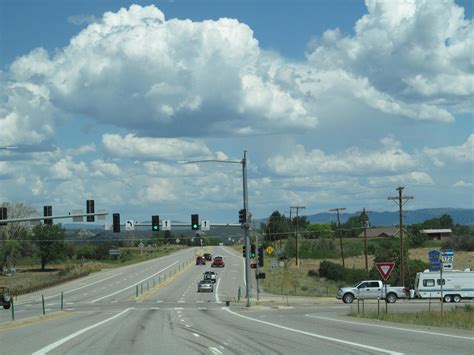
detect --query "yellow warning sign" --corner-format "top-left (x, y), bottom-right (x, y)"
top-left (266, 246), bottom-right (274, 254)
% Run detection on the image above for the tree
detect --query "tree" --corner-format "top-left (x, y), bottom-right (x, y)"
top-left (261, 211), bottom-right (291, 243)
top-left (32, 224), bottom-right (66, 271)
top-left (0, 202), bottom-right (35, 271)
top-left (305, 223), bottom-right (333, 239)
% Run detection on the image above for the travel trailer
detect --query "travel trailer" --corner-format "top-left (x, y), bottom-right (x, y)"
top-left (414, 269), bottom-right (474, 302)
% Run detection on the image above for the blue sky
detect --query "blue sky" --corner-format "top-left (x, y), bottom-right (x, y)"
top-left (0, 0), bottom-right (472, 225)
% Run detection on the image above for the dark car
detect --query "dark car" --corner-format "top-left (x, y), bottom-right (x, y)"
top-left (196, 256), bottom-right (206, 265)
top-left (211, 256), bottom-right (225, 268)
top-left (203, 271), bottom-right (217, 283)
top-left (203, 253), bottom-right (212, 261)
top-left (0, 287), bottom-right (12, 310)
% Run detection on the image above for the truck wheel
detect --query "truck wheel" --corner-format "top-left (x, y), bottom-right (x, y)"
top-left (443, 295), bottom-right (453, 303)
top-left (453, 295), bottom-right (461, 303)
top-left (343, 293), bottom-right (354, 304)
top-left (3, 303), bottom-right (11, 310)
top-left (386, 293), bottom-right (397, 303)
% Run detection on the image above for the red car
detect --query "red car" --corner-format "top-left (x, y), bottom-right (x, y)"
top-left (211, 256), bottom-right (225, 268)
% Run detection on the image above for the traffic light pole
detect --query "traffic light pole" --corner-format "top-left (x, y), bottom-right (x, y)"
top-left (242, 150), bottom-right (251, 307)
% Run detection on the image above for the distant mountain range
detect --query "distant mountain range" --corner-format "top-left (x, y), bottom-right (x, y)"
top-left (252, 208), bottom-right (473, 227)
top-left (304, 208), bottom-right (473, 226)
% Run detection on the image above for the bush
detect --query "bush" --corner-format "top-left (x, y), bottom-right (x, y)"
top-left (319, 260), bottom-right (370, 283)
top-left (307, 269), bottom-right (318, 277)
top-left (442, 235), bottom-right (474, 251)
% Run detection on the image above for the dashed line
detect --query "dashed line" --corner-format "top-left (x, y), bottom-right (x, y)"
top-left (193, 333), bottom-right (200, 337)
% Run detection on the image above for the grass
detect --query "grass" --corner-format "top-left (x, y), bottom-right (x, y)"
top-left (350, 305), bottom-right (473, 330)
top-left (0, 245), bottom-right (187, 293)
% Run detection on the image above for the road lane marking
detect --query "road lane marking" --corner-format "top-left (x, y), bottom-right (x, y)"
top-left (209, 347), bottom-right (223, 355)
top-left (32, 308), bottom-right (132, 355)
top-left (90, 262), bottom-right (178, 303)
top-left (223, 308), bottom-right (403, 355)
top-left (193, 333), bottom-right (200, 337)
top-left (306, 315), bottom-right (474, 340)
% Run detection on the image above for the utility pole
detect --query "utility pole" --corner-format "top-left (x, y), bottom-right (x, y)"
top-left (388, 186), bottom-right (414, 287)
top-left (329, 207), bottom-right (346, 268)
top-left (360, 208), bottom-right (369, 271)
top-left (290, 206), bottom-right (305, 266)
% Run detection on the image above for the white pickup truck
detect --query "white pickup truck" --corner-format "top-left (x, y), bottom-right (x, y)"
top-left (336, 280), bottom-right (407, 304)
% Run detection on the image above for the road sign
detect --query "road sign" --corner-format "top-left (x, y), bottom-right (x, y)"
top-left (271, 260), bottom-right (278, 269)
top-left (375, 262), bottom-right (396, 281)
top-left (428, 250), bottom-right (440, 262)
top-left (175, 238), bottom-right (180, 244)
top-left (201, 220), bottom-right (210, 231)
top-left (430, 261), bottom-right (441, 271)
top-left (162, 219), bottom-right (171, 231)
top-left (125, 220), bottom-right (134, 231)
top-left (138, 242), bottom-right (144, 248)
top-left (266, 246), bottom-right (274, 254)
top-left (442, 263), bottom-right (453, 270)
top-left (441, 249), bottom-right (454, 256)
top-left (440, 255), bottom-right (454, 263)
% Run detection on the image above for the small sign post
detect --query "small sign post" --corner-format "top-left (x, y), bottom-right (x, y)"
top-left (375, 262), bottom-right (396, 311)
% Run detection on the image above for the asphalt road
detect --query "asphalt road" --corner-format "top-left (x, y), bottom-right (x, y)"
top-left (1, 246), bottom-right (473, 354)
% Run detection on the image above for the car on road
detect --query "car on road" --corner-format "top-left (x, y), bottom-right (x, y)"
top-left (196, 256), bottom-right (206, 265)
top-left (203, 271), bottom-right (217, 283)
top-left (203, 253), bottom-right (212, 261)
top-left (0, 287), bottom-right (12, 310)
top-left (211, 256), bottom-right (225, 268)
top-left (336, 280), bottom-right (407, 304)
top-left (197, 280), bottom-right (214, 292)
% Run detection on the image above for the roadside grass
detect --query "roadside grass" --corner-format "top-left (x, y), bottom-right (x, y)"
top-left (349, 305), bottom-right (473, 330)
top-left (0, 245), bottom-right (187, 293)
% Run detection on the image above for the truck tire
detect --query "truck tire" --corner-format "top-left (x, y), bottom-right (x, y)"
top-left (386, 293), bottom-right (397, 303)
top-left (443, 294), bottom-right (453, 303)
top-left (453, 295), bottom-right (462, 303)
top-left (3, 303), bottom-right (11, 310)
top-left (343, 293), bottom-right (354, 304)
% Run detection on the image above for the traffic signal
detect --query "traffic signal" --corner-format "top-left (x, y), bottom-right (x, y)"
top-left (43, 205), bottom-right (53, 225)
top-left (113, 213), bottom-right (120, 233)
top-left (258, 247), bottom-right (264, 267)
top-left (191, 214), bottom-right (199, 230)
top-left (152, 215), bottom-right (160, 231)
top-left (250, 244), bottom-right (256, 258)
top-left (0, 207), bottom-right (7, 226)
top-left (238, 208), bottom-right (246, 223)
top-left (242, 245), bottom-right (246, 257)
top-left (86, 199), bottom-right (95, 222)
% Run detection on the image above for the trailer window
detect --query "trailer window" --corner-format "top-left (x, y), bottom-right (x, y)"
top-left (437, 279), bottom-right (445, 285)
top-left (423, 279), bottom-right (435, 287)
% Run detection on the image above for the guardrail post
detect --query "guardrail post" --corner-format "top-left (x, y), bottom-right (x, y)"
top-left (42, 294), bottom-right (45, 315)
top-left (377, 297), bottom-right (380, 315)
top-left (362, 299), bottom-right (365, 313)
top-left (141, 283), bottom-right (143, 295)
top-left (136, 285), bottom-right (139, 297)
top-left (61, 292), bottom-right (64, 311)
top-left (147, 281), bottom-right (149, 292)
top-left (238, 287), bottom-right (241, 302)
top-left (357, 298), bottom-right (360, 313)
top-left (153, 278), bottom-right (155, 288)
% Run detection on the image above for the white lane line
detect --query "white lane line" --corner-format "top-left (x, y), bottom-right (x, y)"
top-left (175, 307), bottom-right (183, 310)
top-left (185, 325), bottom-right (190, 328)
top-left (150, 307), bottom-right (160, 310)
top-left (215, 278), bottom-right (221, 303)
top-left (223, 308), bottom-right (403, 355)
top-left (193, 333), bottom-right (200, 337)
top-left (306, 315), bottom-right (474, 340)
top-left (90, 262), bottom-right (178, 303)
top-left (32, 308), bottom-right (132, 355)
top-left (209, 347), bottom-right (223, 355)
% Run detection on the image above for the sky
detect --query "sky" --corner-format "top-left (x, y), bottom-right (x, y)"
top-left (0, 0), bottom-right (472, 226)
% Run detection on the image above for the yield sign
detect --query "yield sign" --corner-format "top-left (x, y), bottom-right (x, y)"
top-left (375, 262), bottom-right (396, 281)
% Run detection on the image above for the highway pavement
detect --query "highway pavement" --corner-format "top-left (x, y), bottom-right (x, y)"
top-left (1, 246), bottom-right (473, 354)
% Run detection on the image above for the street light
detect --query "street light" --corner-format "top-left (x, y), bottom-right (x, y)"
top-left (178, 150), bottom-right (252, 307)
